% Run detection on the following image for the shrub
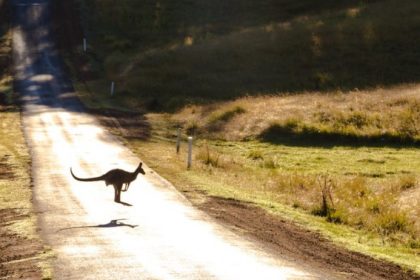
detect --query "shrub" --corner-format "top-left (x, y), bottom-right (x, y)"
top-left (337, 176), bottom-right (369, 203)
top-left (311, 175), bottom-right (336, 220)
top-left (376, 210), bottom-right (412, 236)
top-left (366, 199), bottom-right (380, 214)
top-left (196, 142), bottom-right (222, 168)
top-left (327, 209), bottom-right (343, 224)
top-left (397, 103), bottom-right (420, 139)
top-left (408, 239), bottom-right (420, 249)
top-left (292, 201), bottom-right (300, 208)
top-left (333, 111), bottom-right (370, 129)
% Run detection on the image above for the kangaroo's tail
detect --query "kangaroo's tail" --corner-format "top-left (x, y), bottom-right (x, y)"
top-left (70, 168), bottom-right (105, 182)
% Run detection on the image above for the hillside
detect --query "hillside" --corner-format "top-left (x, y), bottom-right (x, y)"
top-left (68, 0), bottom-right (420, 111)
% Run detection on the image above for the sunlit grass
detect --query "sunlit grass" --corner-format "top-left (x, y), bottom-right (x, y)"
top-left (73, 70), bottom-right (420, 273)
top-left (91, 86), bottom-right (420, 244)
top-left (128, 137), bottom-right (420, 273)
top-left (170, 85), bottom-right (420, 143)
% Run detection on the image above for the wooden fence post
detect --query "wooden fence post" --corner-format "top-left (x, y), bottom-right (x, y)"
top-left (187, 136), bottom-right (193, 169)
top-left (176, 128), bottom-right (181, 154)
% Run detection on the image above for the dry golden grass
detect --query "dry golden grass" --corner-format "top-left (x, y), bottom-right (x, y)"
top-left (171, 84), bottom-right (420, 141)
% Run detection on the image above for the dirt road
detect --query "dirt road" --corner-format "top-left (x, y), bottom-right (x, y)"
top-left (11, 1), bottom-right (338, 279)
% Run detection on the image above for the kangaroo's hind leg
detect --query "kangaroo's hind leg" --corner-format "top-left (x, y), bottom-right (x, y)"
top-left (114, 184), bottom-right (122, 202)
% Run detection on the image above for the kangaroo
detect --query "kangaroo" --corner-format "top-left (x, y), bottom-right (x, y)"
top-left (70, 162), bottom-right (145, 203)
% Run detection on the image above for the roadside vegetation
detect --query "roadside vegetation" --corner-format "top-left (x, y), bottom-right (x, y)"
top-left (0, 1), bottom-right (52, 278)
top-left (63, 0), bottom-right (420, 274)
top-left (126, 89), bottom-right (420, 272)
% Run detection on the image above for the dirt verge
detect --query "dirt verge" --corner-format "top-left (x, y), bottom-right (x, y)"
top-left (0, 110), bottom-right (43, 280)
top-left (0, 209), bottom-right (43, 280)
top-left (197, 195), bottom-right (420, 280)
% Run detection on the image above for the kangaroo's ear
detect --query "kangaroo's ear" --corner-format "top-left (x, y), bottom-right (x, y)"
top-left (139, 162), bottom-right (142, 167)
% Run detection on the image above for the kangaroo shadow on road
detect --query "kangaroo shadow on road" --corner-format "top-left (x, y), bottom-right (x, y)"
top-left (57, 219), bottom-right (138, 232)
top-left (117, 201), bottom-right (133, 207)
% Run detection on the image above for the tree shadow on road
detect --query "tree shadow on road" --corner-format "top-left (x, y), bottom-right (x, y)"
top-left (57, 219), bottom-right (138, 232)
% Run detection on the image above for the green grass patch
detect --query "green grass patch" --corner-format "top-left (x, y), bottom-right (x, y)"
top-left (127, 136), bottom-right (420, 273)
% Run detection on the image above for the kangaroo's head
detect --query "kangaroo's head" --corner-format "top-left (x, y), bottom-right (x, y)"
top-left (136, 162), bottom-right (146, 175)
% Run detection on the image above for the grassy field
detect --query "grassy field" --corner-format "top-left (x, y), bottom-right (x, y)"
top-left (127, 136), bottom-right (420, 272)
top-left (74, 78), bottom-right (420, 273)
top-left (65, 0), bottom-right (420, 273)
top-left (0, 1), bottom-right (52, 278)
